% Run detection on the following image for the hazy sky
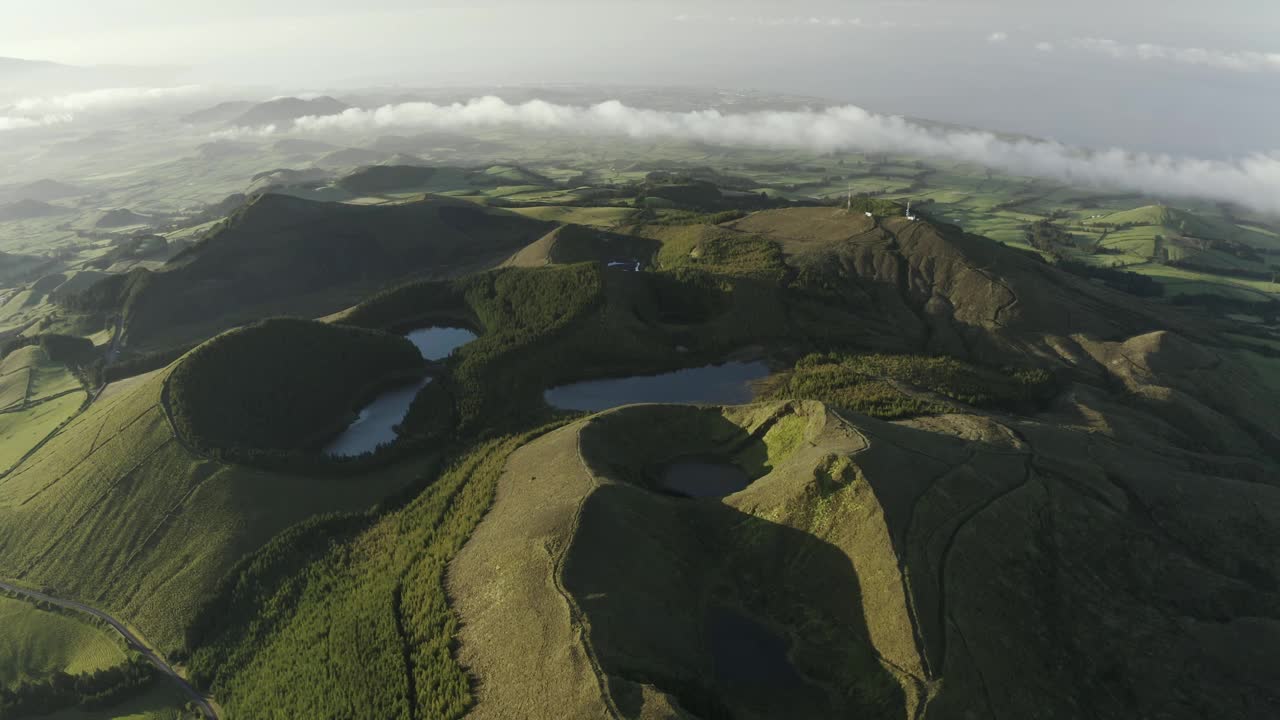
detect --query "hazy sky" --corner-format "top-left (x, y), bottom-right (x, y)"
top-left (4, 0), bottom-right (1279, 155)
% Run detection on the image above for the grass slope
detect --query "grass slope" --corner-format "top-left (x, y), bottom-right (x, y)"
top-left (0, 363), bottom-right (433, 656)
top-left (0, 391), bottom-right (86, 472)
top-left (451, 403), bottom-right (912, 719)
top-left (503, 224), bottom-right (659, 269)
top-left (96, 193), bottom-right (553, 350)
top-left (0, 345), bottom-right (82, 410)
top-left (186, 433), bottom-right (541, 719)
top-left (0, 597), bottom-right (127, 687)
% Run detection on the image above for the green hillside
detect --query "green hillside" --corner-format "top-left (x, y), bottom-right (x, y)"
top-left (167, 318), bottom-right (423, 455)
top-left (0, 597), bottom-right (127, 687)
top-left (502, 224), bottom-right (659, 268)
top-left (1101, 204), bottom-right (1225, 237)
top-left (35, 686), bottom-right (190, 720)
top-left (0, 345), bottom-right (82, 411)
top-left (75, 194), bottom-right (554, 350)
top-left (2, 133), bottom-right (1279, 720)
top-left (336, 165), bottom-right (554, 197)
top-left (185, 434), bottom-right (535, 719)
top-left (0, 358), bottom-right (437, 657)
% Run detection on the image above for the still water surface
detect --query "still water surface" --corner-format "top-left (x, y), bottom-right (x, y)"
top-left (544, 361), bottom-right (769, 412)
top-left (325, 327), bottom-right (478, 457)
top-left (405, 326), bottom-right (477, 360)
top-left (659, 461), bottom-right (751, 498)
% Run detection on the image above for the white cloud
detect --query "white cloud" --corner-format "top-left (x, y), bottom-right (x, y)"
top-left (1035, 41), bottom-right (1054, 52)
top-left (0, 114), bottom-right (72, 132)
top-left (0, 85), bottom-right (209, 132)
top-left (275, 96), bottom-right (1280, 214)
top-left (209, 124), bottom-right (279, 140)
top-left (1071, 37), bottom-right (1280, 72)
top-left (12, 85), bottom-right (207, 114)
top-left (988, 31), bottom-right (1009, 43)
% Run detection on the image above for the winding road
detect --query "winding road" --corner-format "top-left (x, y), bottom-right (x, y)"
top-left (0, 580), bottom-right (219, 720)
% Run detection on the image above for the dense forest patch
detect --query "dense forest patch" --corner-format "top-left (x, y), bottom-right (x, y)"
top-left (185, 432), bottom-right (546, 719)
top-left (167, 318), bottom-right (424, 454)
top-left (763, 352), bottom-right (1057, 419)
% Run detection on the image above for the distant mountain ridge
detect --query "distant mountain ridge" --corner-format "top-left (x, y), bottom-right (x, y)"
top-left (0, 179), bottom-right (84, 204)
top-left (231, 96), bottom-right (351, 128)
top-left (0, 199), bottom-right (66, 221)
top-left (0, 57), bottom-right (69, 71)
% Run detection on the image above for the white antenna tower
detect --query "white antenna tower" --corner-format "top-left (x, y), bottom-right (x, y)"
top-left (846, 185), bottom-right (852, 213)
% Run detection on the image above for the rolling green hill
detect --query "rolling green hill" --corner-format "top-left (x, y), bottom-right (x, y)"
top-left (1102, 205), bottom-right (1224, 236)
top-left (0, 352), bottom-right (437, 658)
top-left (4, 196), bottom-right (1279, 720)
top-left (0, 199), bottom-right (67, 222)
top-left (229, 96), bottom-right (349, 128)
top-left (176, 208), bottom-right (1279, 719)
top-left (0, 344), bottom-right (86, 471)
top-left (0, 345), bottom-right (82, 410)
top-left (502, 223), bottom-right (659, 268)
top-left (335, 164), bottom-right (556, 197)
top-left (75, 194), bottom-right (554, 350)
top-left (167, 318), bottom-right (424, 455)
top-left (0, 596), bottom-right (128, 687)
top-left (0, 595), bottom-right (193, 718)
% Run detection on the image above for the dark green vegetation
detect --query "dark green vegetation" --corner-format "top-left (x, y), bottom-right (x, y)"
top-left (3, 122), bottom-right (1280, 719)
top-left (1, 654), bottom-right (157, 718)
top-left (567, 404), bottom-right (905, 719)
top-left (0, 596), bottom-right (127, 689)
top-left (69, 193), bottom-right (553, 351)
top-left (0, 361), bottom-right (436, 670)
top-left (0, 593), bottom-right (190, 720)
top-left (763, 352), bottom-right (1055, 419)
top-left (185, 433), bottom-right (541, 719)
top-left (504, 223), bottom-right (659, 268)
top-left (167, 318), bottom-right (424, 455)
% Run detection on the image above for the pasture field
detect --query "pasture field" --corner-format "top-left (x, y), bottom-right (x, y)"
top-left (0, 350), bottom-right (82, 403)
top-left (0, 390), bottom-right (86, 472)
top-left (508, 205), bottom-right (636, 227)
top-left (0, 596), bottom-right (127, 687)
top-left (0, 365), bottom-right (436, 656)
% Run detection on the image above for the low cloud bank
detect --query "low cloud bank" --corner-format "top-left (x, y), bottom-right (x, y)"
top-left (0, 114), bottom-right (72, 131)
top-left (13, 85), bottom-right (207, 113)
top-left (0, 86), bottom-right (209, 131)
top-left (287, 97), bottom-right (1280, 214)
top-left (1071, 38), bottom-right (1280, 73)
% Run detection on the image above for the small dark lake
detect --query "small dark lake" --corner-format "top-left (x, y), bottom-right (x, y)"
top-left (659, 461), bottom-right (751, 498)
top-left (707, 608), bottom-right (809, 699)
top-left (543, 361), bottom-right (769, 412)
top-left (324, 378), bottom-right (430, 458)
top-left (405, 326), bottom-right (477, 361)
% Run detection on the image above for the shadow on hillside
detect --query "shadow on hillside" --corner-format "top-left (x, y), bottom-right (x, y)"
top-left (563, 478), bottom-right (905, 720)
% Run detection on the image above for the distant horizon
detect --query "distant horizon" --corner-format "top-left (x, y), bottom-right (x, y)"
top-left (3, 0), bottom-right (1278, 158)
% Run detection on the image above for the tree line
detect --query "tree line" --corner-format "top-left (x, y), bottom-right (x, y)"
top-left (0, 655), bottom-right (156, 718)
